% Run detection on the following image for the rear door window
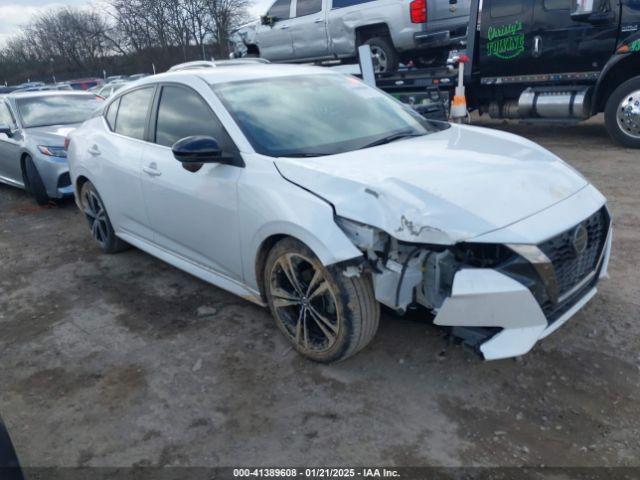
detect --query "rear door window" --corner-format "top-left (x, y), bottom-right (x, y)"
top-left (114, 87), bottom-right (154, 140)
top-left (105, 98), bottom-right (120, 131)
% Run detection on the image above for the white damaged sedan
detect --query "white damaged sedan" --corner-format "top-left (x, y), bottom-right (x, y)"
top-left (67, 64), bottom-right (612, 362)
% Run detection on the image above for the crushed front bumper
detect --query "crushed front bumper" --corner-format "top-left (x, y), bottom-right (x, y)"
top-left (434, 229), bottom-right (612, 360)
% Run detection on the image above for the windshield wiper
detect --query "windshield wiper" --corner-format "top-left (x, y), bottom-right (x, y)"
top-left (361, 130), bottom-right (423, 149)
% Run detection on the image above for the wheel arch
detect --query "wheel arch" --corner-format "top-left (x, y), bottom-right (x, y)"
top-left (245, 44), bottom-right (260, 56)
top-left (75, 174), bottom-right (90, 194)
top-left (593, 53), bottom-right (640, 114)
top-left (19, 152), bottom-right (29, 181)
top-left (355, 23), bottom-right (393, 46)
top-left (251, 225), bottom-right (363, 302)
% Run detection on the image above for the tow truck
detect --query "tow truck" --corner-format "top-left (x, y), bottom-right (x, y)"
top-left (366, 0), bottom-right (640, 148)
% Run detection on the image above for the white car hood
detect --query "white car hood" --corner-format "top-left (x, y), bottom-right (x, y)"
top-left (275, 124), bottom-right (589, 245)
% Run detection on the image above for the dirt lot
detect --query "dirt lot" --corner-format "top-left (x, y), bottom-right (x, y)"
top-left (1, 115), bottom-right (639, 470)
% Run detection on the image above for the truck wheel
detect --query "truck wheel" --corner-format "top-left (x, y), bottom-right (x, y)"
top-left (264, 238), bottom-right (380, 363)
top-left (364, 37), bottom-right (399, 73)
top-left (605, 76), bottom-right (640, 148)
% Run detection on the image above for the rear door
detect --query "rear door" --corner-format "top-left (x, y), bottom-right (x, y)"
top-left (530, 0), bottom-right (618, 73)
top-left (258, 0), bottom-right (295, 60)
top-left (93, 87), bottom-right (155, 241)
top-left (478, 0), bottom-right (535, 78)
top-left (289, 0), bottom-right (330, 60)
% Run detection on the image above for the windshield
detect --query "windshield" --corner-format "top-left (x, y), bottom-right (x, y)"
top-left (212, 74), bottom-right (448, 157)
top-left (17, 95), bottom-right (104, 128)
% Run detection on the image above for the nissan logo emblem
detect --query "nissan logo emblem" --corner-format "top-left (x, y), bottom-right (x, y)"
top-left (572, 224), bottom-right (589, 256)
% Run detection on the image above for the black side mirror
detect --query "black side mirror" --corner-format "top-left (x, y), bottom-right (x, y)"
top-left (261, 15), bottom-right (276, 26)
top-left (571, 0), bottom-right (611, 23)
top-left (0, 124), bottom-right (13, 137)
top-left (172, 135), bottom-right (243, 170)
top-left (172, 136), bottom-right (223, 164)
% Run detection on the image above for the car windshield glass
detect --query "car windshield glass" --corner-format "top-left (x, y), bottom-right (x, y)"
top-left (17, 95), bottom-right (104, 128)
top-left (211, 74), bottom-right (448, 157)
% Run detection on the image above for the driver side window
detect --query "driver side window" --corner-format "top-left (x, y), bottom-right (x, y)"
top-left (268, 0), bottom-right (291, 20)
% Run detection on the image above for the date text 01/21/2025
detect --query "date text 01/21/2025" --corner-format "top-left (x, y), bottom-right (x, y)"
top-left (232, 468), bottom-right (401, 478)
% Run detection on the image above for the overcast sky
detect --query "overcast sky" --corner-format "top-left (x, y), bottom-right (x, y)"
top-left (0, 0), bottom-right (271, 46)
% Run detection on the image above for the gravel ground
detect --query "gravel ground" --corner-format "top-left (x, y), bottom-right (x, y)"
top-left (0, 115), bottom-right (639, 470)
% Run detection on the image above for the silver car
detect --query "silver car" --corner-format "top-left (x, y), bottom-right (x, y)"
top-left (0, 91), bottom-right (104, 205)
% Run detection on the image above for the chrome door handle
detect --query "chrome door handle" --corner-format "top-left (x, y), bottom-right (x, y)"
top-left (279, 24), bottom-right (289, 29)
top-left (533, 35), bottom-right (543, 57)
top-left (143, 163), bottom-right (162, 177)
top-left (314, 18), bottom-right (324, 23)
top-left (88, 145), bottom-right (101, 156)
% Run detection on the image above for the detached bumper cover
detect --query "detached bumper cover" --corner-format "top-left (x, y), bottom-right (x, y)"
top-left (434, 230), bottom-right (612, 361)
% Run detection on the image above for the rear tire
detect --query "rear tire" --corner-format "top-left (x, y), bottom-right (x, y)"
top-left (79, 181), bottom-right (129, 254)
top-left (363, 37), bottom-right (399, 73)
top-left (604, 76), bottom-right (640, 149)
top-left (24, 156), bottom-right (50, 206)
top-left (264, 238), bottom-right (379, 363)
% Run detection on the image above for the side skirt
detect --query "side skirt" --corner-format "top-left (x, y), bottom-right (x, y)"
top-left (117, 230), bottom-right (267, 307)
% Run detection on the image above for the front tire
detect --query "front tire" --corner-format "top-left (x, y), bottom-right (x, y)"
top-left (24, 156), bottom-right (50, 206)
top-left (79, 181), bottom-right (128, 254)
top-left (363, 37), bottom-right (399, 73)
top-left (604, 76), bottom-right (640, 148)
top-left (264, 238), bottom-right (379, 363)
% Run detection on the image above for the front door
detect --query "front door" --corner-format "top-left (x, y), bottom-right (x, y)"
top-left (0, 101), bottom-right (22, 186)
top-left (530, 0), bottom-right (618, 73)
top-left (289, 0), bottom-right (329, 60)
top-left (478, 0), bottom-right (535, 78)
top-left (258, 0), bottom-right (295, 61)
top-left (140, 84), bottom-right (243, 279)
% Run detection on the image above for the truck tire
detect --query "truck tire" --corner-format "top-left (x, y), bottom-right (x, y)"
top-left (604, 76), bottom-right (640, 148)
top-left (264, 237), bottom-right (380, 363)
top-left (363, 37), bottom-right (399, 73)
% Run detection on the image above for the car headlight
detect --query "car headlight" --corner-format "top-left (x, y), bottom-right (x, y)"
top-left (335, 216), bottom-right (388, 252)
top-left (38, 145), bottom-right (67, 158)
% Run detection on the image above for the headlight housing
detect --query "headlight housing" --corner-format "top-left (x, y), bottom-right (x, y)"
top-left (38, 145), bottom-right (67, 158)
top-left (335, 216), bottom-right (388, 252)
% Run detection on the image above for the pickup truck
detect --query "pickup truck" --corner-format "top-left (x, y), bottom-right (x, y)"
top-left (229, 0), bottom-right (471, 72)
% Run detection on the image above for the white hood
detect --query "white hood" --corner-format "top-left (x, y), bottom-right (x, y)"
top-left (275, 125), bottom-right (589, 245)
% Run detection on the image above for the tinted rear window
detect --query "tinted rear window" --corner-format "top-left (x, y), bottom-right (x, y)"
top-left (114, 88), bottom-right (154, 140)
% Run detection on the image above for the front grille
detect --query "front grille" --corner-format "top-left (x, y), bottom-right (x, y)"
top-left (539, 208), bottom-right (609, 297)
top-left (538, 207), bottom-right (610, 322)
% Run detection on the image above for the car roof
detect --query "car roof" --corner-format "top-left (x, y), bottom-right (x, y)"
top-left (141, 63), bottom-right (337, 87)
